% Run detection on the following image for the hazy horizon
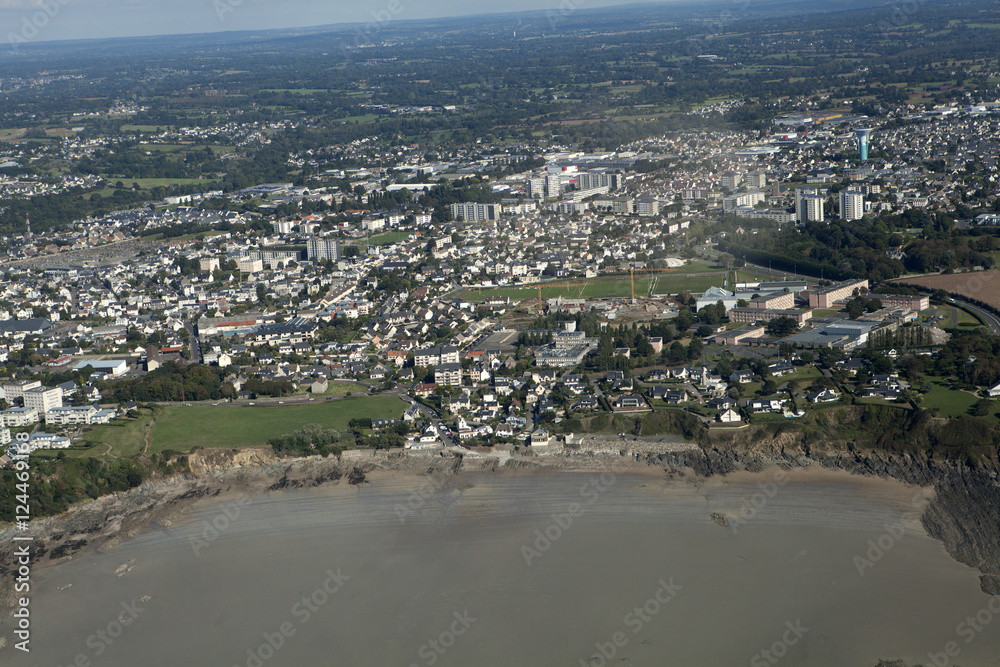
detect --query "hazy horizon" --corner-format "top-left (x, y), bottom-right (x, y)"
top-left (1, 0), bottom-right (677, 45)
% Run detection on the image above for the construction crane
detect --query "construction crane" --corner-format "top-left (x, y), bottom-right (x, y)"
top-left (625, 265), bottom-right (705, 301)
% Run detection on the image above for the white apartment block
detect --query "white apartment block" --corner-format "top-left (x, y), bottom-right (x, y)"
top-left (23, 386), bottom-right (63, 414)
top-left (45, 406), bottom-right (117, 426)
top-left (839, 190), bottom-right (865, 221)
top-left (2, 406), bottom-right (38, 427)
top-left (1, 379), bottom-right (41, 403)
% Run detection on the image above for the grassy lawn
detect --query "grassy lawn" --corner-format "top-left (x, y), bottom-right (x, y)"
top-left (809, 308), bottom-right (840, 318)
top-left (650, 274), bottom-right (724, 295)
top-left (143, 229), bottom-right (229, 242)
top-left (923, 307), bottom-right (959, 327)
top-left (295, 381), bottom-right (362, 397)
top-left (131, 177), bottom-right (221, 188)
top-left (147, 396), bottom-right (405, 452)
top-left (921, 379), bottom-right (980, 418)
top-left (779, 365), bottom-right (823, 384)
top-left (351, 231), bottom-right (412, 247)
top-left (953, 306), bottom-right (984, 327)
top-left (582, 277), bottom-right (650, 298)
top-left (330, 113), bottom-right (380, 123)
top-left (461, 277), bottom-right (653, 303)
top-left (73, 410), bottom-right (156, 458)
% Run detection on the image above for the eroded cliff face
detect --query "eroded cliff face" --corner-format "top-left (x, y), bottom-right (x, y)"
top-left (187, 447), bottom-right (278, 475)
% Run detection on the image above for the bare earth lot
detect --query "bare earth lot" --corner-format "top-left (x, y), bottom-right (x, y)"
top-left (897, 270), bottom-right (1000, 309)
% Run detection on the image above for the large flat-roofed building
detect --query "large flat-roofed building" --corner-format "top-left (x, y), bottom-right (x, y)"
top-left (867, 293), bottom-right (930, 312)
top-left (734, 207), bottom-right (794, 225)
top-left (717, 325), bottom-right (766, 346)
top-left (636, 195), bottom-right (660, 216)
top-left (237, 256), bottom-right (264, 273)
top-left (735, 280), bottom-right (810, 294)
top-left (839, 190), bottom-right (865, 221)
top-left (808, 279), bottom-right (870, 309)
top-left (695, 287), bottom-right (738, 312)
top-left (728, 308), bottom-right (812, 325)
top-left (746, 171), bottom-right (767, 189)
top-left (197, 312), bottom-right (270, 336)
top-left (748, 291), bottom-right (795, 310)
top-left (696, 286), bottom-right (790, 313)
top-left (2, 406), bottom-right (38, 427)
top-left (755, 281), bottom-right (810, 294)
top-left (414, 345), bottom-right (460, 367)
top-left (534, 331), bottom-right (599, 368)
top-left (723, 191), bottom-right (766, 211)
top-left (451, 202), bottom-right (502, 222)
top-left (795, 188), bottom-right (826, 223)
top-left (250, 318), bottom-right (318, 345)
top-left (306, 237), bottom-right (341, 262)
top-left (23, 386), bottom-right (62, 414)
top-left (1, 379), bottom-right (41, 403)
top-left (0, 318), bottom-right (52, 338)
top-left (73, 359), bottom-right (129, 377)
top-left (246, 247), bottom-right (304, 266)
top-left (576, 170), bottom-right (621, 191)
top-left (434, 363), bottom-right (463, 387)
top-left (45, 405), bottom-right (117, 426)
top-left (783, 319), bottom-right (876, 350)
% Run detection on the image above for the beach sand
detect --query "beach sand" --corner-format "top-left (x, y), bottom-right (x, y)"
top-left (4, 466), bottom-right (997, 667)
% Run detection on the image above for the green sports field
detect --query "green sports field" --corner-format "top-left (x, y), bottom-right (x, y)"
top-left (148, 396), bottom-right (405, 452)
top-left (73, 396), bottom-right (405, 457)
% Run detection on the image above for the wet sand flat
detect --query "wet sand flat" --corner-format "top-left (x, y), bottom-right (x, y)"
top-left (4, 467), bottom-right (997, 667)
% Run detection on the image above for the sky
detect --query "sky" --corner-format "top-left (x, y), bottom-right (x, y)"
top-left (1, 0), bottom-right (651, 43)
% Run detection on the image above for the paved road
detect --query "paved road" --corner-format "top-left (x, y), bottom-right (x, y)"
top-left (408, 397), bottom-right (463, 449)
top-left (146, 382), bottom-right (377, 408)
top-left (185, 319), bottom-right (203, 364)
top-left (951, 297), bottom-right (1000, 335)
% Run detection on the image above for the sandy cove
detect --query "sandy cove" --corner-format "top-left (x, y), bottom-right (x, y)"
top-left (2, 437), bottom-right (1000, 619)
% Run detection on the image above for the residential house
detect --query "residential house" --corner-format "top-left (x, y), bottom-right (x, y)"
top-left (716, 408), bottom-right (742, 423)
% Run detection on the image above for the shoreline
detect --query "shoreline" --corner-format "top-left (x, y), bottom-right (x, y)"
top-left (2, 439), bottom-right (1000, 618)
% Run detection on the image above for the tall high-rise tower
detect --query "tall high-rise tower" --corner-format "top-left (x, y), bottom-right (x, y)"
top-left (839, 190), bottom-right (865, 221)
top-left (25, 213), bottom-right (31, 239)
top-left (855, 128), bottom-right (873, 162)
